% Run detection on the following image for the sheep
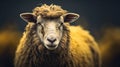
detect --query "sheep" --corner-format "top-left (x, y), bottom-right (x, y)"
top-left (14, 4), bottom-right (101, 67)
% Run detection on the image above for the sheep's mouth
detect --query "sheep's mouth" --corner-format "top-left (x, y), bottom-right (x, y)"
top-left (45, 44), bottom-right (58, 50)
top-left (47, 45), bottom-right (56, 48)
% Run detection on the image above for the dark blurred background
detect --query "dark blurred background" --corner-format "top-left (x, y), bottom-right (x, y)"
top-left (0, 0), bottom-right (120, 67)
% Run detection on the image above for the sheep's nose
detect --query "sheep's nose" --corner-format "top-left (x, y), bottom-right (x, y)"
top-left (47, 37), bottom-right (56, 43)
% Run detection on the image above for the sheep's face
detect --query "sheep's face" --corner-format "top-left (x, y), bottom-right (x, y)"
top-left (36, 16), bottom-right (64, 50)
top-left (20, 13), bottom-right (79, 50)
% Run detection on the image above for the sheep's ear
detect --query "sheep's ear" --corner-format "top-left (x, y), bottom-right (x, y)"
top-left (20, 13), bottom-right (36, 23)
top-left (63, 13), bottom-right (80, 23)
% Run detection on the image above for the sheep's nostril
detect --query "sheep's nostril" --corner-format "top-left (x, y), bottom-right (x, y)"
top-left (47, 38), bottom-right (56, 43)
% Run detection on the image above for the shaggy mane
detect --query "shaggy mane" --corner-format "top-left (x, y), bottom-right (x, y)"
top-left (33, 4), bottom-right (67, 18)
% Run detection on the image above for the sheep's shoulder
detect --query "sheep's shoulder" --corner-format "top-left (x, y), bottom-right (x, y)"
top-left (69, 26), bottom-right (100, 66)
top-left (69, 26), bottom-right (93, 56)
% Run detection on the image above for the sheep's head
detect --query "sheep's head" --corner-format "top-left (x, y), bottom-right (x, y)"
top-left (20, 5), bottom-right (79, 50)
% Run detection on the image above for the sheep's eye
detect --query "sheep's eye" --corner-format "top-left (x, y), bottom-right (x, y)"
top-left (37, 23), bottom-right (44, 28)
top-left (37, 23), bottom-right (41, 25)
top-left (59, 22), bottom-right (63, 27)
top-left (58, 22), bottom-right (63, 29)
